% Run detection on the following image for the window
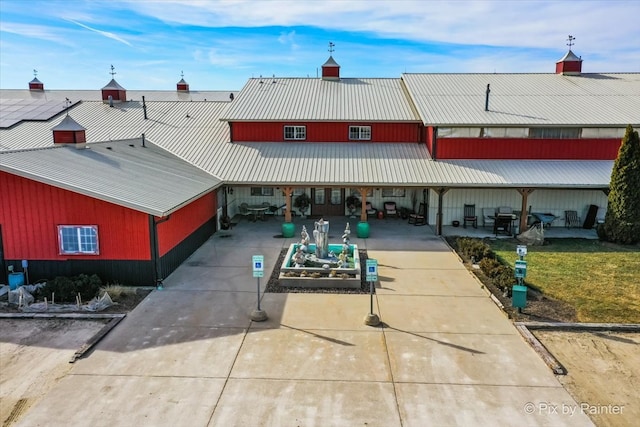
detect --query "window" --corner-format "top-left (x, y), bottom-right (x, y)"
top-left (381, 188), bottom-right (406, 197)
top-left (58, 225), bottom-right (99, 255)
top-left (250, 187), bottom-right (274, 196)
top-left (284, 125), bottom-right (306, 140)
top-left (529, 128), bottom-right (581, 139)
top-left (349, 126), bottom-right (371, 140)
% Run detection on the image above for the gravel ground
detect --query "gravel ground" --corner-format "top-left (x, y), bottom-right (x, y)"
top-left (265, 249), bottom-right (373, 294)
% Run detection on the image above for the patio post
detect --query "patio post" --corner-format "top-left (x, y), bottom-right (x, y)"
top-left (434, 187), bottom-right (449, 235)
top-left (358, 187), bottom-right (369, 222)
top-left (517, 188), bottom-right (535, 233)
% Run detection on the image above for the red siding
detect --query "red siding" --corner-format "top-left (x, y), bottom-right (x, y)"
top-left (556, 61), bottom-right (582, 74)
top-left (436, 138), bottom-right (621, 160)
top-left (156, 191), bottom-right (217, 256)
top-left (0, 172), bottom-right (150, 261)
top-left (101, 89), bottom-right (126, 102)
top-left (322, 67), bottom-right (340, 79)
top-left (232, 122), bottom-right (421, 143)
top-left (53, 130), bottom-right (86, 144)
top-left (426, 126), bottom-right (435, 154)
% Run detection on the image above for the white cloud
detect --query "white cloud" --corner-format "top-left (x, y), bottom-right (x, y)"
top-left (65, 19), bottom-right (132, 47)
top-left (278, 30), bottom-right (299, 50)
top-left (117, 0), bottom-right (640, 53)
top-left (0, 22), bottom-right (73, 46)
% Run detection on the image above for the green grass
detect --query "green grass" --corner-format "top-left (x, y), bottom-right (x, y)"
top-left (490, 239), bottom-right (640, 323)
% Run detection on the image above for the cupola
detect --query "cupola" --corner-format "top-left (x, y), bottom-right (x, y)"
top-left (321, 42), bottom-right (340, 81)
top-left (101, 65), bottom-right (127, 104)
top-left (52, 115), bottom-right (86, 145)
top-left (29, 70), bottom-right (44, 91)
top-left (177, 71), bottom-right (189, 92)
top-left (556, 35), bottom-right (582, 75)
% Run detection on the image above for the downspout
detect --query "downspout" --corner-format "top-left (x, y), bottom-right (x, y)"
top-left (228, 122), bottom-right (234, 142)
top-left (149, 214), bottom-right (171, 289)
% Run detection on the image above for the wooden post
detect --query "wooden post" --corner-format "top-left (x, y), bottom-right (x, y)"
top-left (359, 187), bottom-right (370, 222)
top-left (283, 186), bottom-right (293, 223)
top-left (517, 188), bottom-right (535, 233)
top-left (434, 187), bottom-right (449, 235)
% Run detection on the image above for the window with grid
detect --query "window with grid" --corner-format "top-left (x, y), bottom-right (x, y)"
top-left (250, 187), bottom-right (274, 196)
top-left (349, 126), bottom-right (371, 140)
top-left (58, 225), bottom-right (99, 255)
top-left (284, 125), bottom-right (306, 140)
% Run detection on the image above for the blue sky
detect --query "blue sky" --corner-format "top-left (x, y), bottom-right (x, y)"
top-left (1, 0), bottom-right (639, 91)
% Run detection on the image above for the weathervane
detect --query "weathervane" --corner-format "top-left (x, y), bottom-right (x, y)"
top-left (181, 70), bottom-right (184, 79)
top-left (64, 97), bottom-right (71, 115)
top-left (109, 64), bottom-right (116, 77)
top-left (33, 69), bottom-right (38, 78)
top-left (566, 35), bottom-right (576, 49)
top-left (328, 42), bottom-right (335, 54)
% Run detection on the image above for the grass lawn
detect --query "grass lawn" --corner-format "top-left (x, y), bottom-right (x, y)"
top-left (489, 239), bottom-right (640, 323)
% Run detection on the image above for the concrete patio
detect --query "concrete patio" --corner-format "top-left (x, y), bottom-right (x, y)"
top-left (14, 216), bottom-right (594, 426)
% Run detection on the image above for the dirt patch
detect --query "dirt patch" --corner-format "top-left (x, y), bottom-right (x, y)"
top-left (534, 330), bottom-right (639, 427)
top-left (0, 318), bottom-right (108, 426)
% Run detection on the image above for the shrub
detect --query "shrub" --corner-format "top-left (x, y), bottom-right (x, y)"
top-left (601, 125), bottom-right (640, 244)
top-left (456, 237), bottom-right (493, 262)
top-left (479, 257), bottom-right (515, 292)
top-left (41, 274), bottom-right (102, 303)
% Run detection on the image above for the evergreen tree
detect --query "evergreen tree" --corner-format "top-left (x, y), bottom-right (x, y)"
top-left (601, 125), bottom-right (640, 244)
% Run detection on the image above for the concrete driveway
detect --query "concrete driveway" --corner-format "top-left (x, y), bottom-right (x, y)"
top-left (13, 217), bottom-right (593, 426)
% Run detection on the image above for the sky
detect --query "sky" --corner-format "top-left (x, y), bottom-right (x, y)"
top-left (1, 0), bottom-right (639, 91)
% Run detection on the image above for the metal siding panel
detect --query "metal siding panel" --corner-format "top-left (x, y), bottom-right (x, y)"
top-left (438, 138), bottom-right (621, 160)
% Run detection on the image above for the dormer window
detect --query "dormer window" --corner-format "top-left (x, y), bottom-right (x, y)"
top-left (349, 125), bottom-right (371, 141)
top-left (284, 125), bottom-right (306, 140)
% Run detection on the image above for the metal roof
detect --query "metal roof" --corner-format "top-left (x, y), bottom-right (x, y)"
top-left (401, 73), bottom-right (640, 126)
top-left (557, 50), bottom-right (582, 62)
top-left (102, 79), bottom-right (126, 90)
top-left (51, 115), bottom-right (85, 131)
top-left (0, 91), bottom-right (615, 190)
top-left (0, 139), bottom-right (222, 216)
top-left (221, 78), bottom-right (421, 122)
top-left (1, 89), bottom-right (237, 103)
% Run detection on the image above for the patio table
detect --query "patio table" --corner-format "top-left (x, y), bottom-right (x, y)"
top-left (247, 205), bottom-right (269, 222)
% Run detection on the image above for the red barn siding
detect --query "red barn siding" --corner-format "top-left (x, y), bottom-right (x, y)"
top-left (436, 138), bottom-right (621, 160)
top-left (0, 172), bottom-right (150, 261)
top-left (232, 122), bottom-right (421, 143)
top-left (156, 191), bottom-right (217, 256)
top-left (426, 126), bottom-right (435, 154)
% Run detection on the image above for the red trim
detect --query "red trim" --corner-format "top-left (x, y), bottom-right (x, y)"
top-left (436, 137), bottom-right (621, 160)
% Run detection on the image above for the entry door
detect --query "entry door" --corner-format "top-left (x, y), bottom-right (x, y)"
top-left (311, 188), bottom-right (344, 217)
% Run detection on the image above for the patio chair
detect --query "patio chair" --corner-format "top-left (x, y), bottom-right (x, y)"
top-left (238, 203), bottom-right (251, 220)
top-left (482, 208), bottom-right (496, 229)
top-left (384, 201), bottom-right (398, 218)
top-left (408, 203), bottom-right (427, 226)
top-left (463, 204), bottom-right (477, 229)
top-left (564, 210), bottom-right (581, 228)
top-left (365, 202), bottom-right (377, 217)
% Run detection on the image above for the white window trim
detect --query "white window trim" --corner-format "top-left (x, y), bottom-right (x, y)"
top-left (349, 125), bottom-right (371, 141)
top-left (57, 225), bottom-right (99, 255)
top-left (284, 125), bottom-right (306, 140)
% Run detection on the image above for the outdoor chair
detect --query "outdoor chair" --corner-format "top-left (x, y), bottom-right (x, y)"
top-left (239, 203), bottom-right (251, 220)
top-left (384, 202), bottom-right (398, 218)
top-left (482, 208), bottom-right (496, 229)
top-left (408, 202), bottom-right (427, 226)
top-left (565, 210), bottom-right (581, 228)
top-left (463, 204), bottom-right (477, 228)
top-left (365, 202), bottom-right (377, 217)
top-left (262, 202), bottom-right (276, 219)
